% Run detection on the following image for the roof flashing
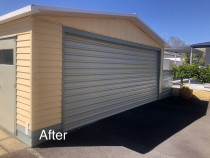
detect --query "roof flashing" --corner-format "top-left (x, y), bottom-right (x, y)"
top-left (0, 5), bottom-right (39, 24)
top-left (32, 5), bottom-right (136, 18)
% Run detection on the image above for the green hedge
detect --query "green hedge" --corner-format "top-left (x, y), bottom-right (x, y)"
top-left (172, 64), bottom-right (210, 84)
top-left (196, 65), bottom-right (210, 83)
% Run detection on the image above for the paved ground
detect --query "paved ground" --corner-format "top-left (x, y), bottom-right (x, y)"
top-left (0, 97), bottom-right (210, 158)
top-left (173, 79), bottom-right (210, 92)
top-left (0, 129), bottom-right (30, 158)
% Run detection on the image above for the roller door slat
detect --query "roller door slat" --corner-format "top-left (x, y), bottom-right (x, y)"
top-left (63, 33), bottom-right (159, 131)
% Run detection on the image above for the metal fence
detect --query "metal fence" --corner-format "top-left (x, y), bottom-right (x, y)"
top-left (159, 70), bottom-right (173, 99)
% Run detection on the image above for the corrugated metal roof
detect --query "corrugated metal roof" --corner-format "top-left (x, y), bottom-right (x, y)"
top-left (191, 42), bottom-right (210, 48)
top-left (0, 5), bottom-right (168, 47)
top-left (165, 46), bottom-right (204, 54)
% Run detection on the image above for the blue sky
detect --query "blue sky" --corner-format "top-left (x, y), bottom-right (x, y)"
top-left (0, 0), bottom-right (209, 45)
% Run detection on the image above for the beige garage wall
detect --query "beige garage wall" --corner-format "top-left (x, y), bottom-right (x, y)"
top-left (32, 15), bottom-right (163, 131)
top-left (32, 19), bottom-right (62, 131)
top-left (0, 17), bottom-right (32, 130)
top-left (35, 15), bottom-right (161, 48)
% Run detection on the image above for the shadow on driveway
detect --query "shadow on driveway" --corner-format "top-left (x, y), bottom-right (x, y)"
top-left (38, 96), bottom-right (209, 154)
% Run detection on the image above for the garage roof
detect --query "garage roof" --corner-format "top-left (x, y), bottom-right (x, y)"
top-left (0, 5), bottom-right (168, 47)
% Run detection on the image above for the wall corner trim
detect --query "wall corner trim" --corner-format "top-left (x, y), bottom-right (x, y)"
top-left (16, 124), bottom-right (62, 147)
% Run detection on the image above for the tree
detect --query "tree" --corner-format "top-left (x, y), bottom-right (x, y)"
top-left (196, 65), bottom-right (210, 83)
top-left (198, 54), bottom-right (205, 66)
top-left (172, 64), bottom-right (210, 86)
top-left (172, 64), bottom-right (192, 86)
top-left (167, 36), bottom-right (186, 47)
top-left (182, 53), bottom-right (190, 64)
top-left (182, 53), bottom-right (205, 65)
top-left (172, 64), bottom-right (199, 86)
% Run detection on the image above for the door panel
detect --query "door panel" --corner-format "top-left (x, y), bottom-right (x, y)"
top-left (0, 38), bottom-right (16, 133)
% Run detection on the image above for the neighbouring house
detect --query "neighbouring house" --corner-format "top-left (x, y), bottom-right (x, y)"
top-left (163, 51), bottom-right (184, 70)
top-left (0, 5), bottom-right (168, 147)
top-left (164, 46), bottom-right (204, 68)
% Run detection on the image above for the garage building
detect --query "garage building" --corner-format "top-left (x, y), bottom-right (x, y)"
top-left (0, 5), bottom-right (167, 146)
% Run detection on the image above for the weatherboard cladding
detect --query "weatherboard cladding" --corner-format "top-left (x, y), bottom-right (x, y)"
top-left (34, 15), bottom-right (161, 48)
top-left (32, 19), bottom-right (62, 131)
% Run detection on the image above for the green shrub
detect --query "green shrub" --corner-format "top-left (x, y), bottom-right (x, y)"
top-left (172, 64), bottom-right (210, 85)
top-left (196, 65), bottom-right (210, 83)
top-left (181, 85), bottom-right (190, 90)
top-left (172, 64), bottom-right (199, 86)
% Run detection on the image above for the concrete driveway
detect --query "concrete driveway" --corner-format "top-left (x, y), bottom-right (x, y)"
top-left (1, 97), bottom-right (210, 158)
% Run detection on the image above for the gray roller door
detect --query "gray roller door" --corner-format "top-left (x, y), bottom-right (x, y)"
top-left (63, 32), bottom-right (159, 131)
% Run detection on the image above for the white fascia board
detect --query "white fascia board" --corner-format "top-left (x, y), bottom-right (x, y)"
top-left (0, 5), bottom-right (39, 24)
top-left (32, 5), bottom-right (136, 18)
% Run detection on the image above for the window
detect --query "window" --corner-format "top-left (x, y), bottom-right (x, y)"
top-left (0, 49), bottom-right (13, 65)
